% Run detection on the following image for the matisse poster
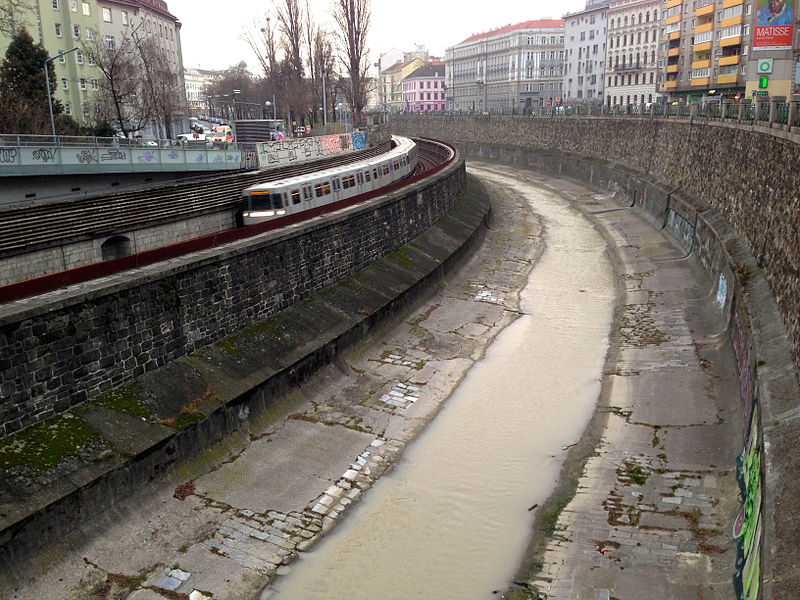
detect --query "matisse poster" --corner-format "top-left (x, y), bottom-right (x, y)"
top-left (754, 0), bottom-right (795, 50)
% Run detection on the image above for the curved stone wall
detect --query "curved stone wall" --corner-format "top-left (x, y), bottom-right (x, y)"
top-left (0, 141), bottom-right (465, 437)
top-left (388, 114), bottom-right (800, 600)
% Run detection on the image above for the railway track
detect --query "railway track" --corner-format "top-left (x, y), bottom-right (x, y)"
top-left (0, 141), bottom-right (392, 260)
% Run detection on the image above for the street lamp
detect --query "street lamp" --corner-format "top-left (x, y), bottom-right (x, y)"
top-left (44, 46), bottom-right (79, 142)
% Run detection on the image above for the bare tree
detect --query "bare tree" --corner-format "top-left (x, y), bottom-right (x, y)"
top-left (274, 0), bottom-right (307, 127)
top-left (312, 28), bottom-right (336, 126)
top-left (137, 37), bottom-right (183, 138)
top-left (83, 35), bottom-right (151, 138)
top-left (242, 11), bottom-right (280, 80)
top-left (331, 0), bottom-right (371, 120)
top-left (0, 0), bottom-right (33, 37)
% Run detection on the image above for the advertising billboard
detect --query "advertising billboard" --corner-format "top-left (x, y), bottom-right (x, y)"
top-left (754, 0), bottom-right (795, 50)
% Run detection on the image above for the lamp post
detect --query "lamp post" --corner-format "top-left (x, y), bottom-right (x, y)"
top-left (44, 46), bottom-right (79, 142)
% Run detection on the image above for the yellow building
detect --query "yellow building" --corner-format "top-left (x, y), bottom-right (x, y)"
top-left (380, 58), bottom-right (425, 113)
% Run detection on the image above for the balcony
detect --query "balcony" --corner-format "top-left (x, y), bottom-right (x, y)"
top-left (723, 0), bottom-right (743, 6)
top-left (719, 55), bottom-right (741, 66)
top-left (667, 64), bottom-right (679, 73)
top-left (697, 3), bottom-right (715, 16)
top-left (669, 47), bottom-right (682, 56)
top-left (661, 80), bottom-right (679, 89)
top-left (722, 15), bottom-right (743, 27)
top-left (717, 74), bottom-right (738, 84)
top-left (667, 0), bottom-right (682, 7)
top-left (720, 35), bottom-right (742, 47)
top-left (691, 77), bottom-right (711, 86)
top-left (692, 59), bottom-right (711, 69)
top-left (695, 22), bottom-right (714, 34)
top-left (693, 41), bottom-right (713, 52)
top-left (666, 14), bottom-right (682, 25)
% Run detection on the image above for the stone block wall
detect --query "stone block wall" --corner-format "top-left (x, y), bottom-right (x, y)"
top-left (388, 114), bottom-right (799, 600)
top-left (0, 142), bottom-right (465, 436)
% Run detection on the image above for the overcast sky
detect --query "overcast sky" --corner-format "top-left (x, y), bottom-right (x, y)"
top-left (169, 0), bottom-right (588, 73)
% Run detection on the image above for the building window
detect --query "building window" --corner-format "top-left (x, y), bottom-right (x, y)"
top-left (76, 50), bottom-right (83, 64)
top-left (88, 53), bottom-right (96, 65)
top-left (86, 27), bottom-right (94, 40)
top-left (52, 0), bottom-right (59, 8)
top-left (121, 11), bottom-right (128, 25)
top-left (102, 7), bottom-right (111, 22)
top-left (82, 102), bottom-right (90, 117)
top-left (55, 23), bottom-right (62, 37)
top-left (105, 35), bottom-right (115, 50)
top-left (91, 78), bottom-right (98, 90)
top-left (65, 103), bottom-right (71, 115)
top-left (79, 77), bottom-right (86, 90)
top-left (73, 24), bottom-right (80, 38)
top-left (82, 1), bottom-right (89, 15)
top-left (58, 53), bottom-right (66, 64)
top-left (61, 77), bottom-right (68, 90)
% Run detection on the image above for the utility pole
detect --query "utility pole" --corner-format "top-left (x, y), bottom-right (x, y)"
top-left (44, 47), bottom-right (79, 142)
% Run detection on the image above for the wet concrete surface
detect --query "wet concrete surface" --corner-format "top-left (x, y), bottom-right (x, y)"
top-left (2, 163), bottom-right (742, 600)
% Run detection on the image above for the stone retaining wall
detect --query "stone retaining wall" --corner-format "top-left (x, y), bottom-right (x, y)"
top-left (388, 114), bottom-right (800, 600)
top-left (0, 141), bottom-right (465, 437)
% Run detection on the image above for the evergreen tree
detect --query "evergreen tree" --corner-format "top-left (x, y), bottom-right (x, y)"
top-left (0, 28), bottom-right (56, 109)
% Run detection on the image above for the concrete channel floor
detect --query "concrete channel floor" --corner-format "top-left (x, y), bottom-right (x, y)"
top-left (2, 163), bottom-right (742, 600)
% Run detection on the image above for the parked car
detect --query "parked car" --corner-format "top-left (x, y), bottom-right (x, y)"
top-left (176, 132), bottom-right (207, 143)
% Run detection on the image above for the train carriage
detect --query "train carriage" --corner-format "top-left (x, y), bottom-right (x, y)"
top-left (239, 136), bottom-right (417, 226)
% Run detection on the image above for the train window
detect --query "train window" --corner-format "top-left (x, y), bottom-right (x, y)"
top-left (393, 161), bottom-right (400, 170)
top-left (364, 170), bottom-right (371, 182)
top-left (373, 169), bottom-right (378, 179)
top-left (291, 189), bottom-right (301, 204)
top-left (342, 175), bottom-right (356, 189)
top-left (304, 186), bottom-right (312, 200)
top-left (249, 192), bottom-right (283, 210)
top-left (383, 165), bottom-right (389, 176)
top-left (357, 172), bottom-right (363, 185)
top-left (315, 183), bottom-right (324, 197)
top-left (333, 178), bottom-right (341, 192)
top-left (323, 182), bottom-right (331, 195)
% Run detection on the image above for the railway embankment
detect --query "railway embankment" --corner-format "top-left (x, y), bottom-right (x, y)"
top-left (390, 113), bottom-right (800, 600)
top-left (0, 143), bottom-right (484, 562)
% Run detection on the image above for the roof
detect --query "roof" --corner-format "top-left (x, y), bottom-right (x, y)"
top-left (458, 19), bottom-right (565, 45)
top-left (404, 65), bottom-right (445, 80)
top-left (383, 58), bottom-right (423, 74)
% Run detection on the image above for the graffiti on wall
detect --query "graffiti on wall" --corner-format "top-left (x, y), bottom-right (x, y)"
top-left (733, 401), bottom-right (762, 600)
top-left (255, 131), bottom-right (369, 168)
top-left (716, 273), bottom-right (728, 309)
top-left (731, 302), bottom-right (761, 600)
top-left (665, 208), bottom-right (695, 251)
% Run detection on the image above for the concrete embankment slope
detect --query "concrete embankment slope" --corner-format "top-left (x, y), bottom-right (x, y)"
top-left (0, 152), bottom-right (486, 565)
top-left (390, 114), bottom-right (800, 600)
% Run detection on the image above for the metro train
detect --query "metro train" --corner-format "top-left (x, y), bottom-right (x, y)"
top-left (239, 135), bottom-right (418, 226)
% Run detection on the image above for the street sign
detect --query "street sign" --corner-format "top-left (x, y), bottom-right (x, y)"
top-left (757, 59), bottom-right (773, 74)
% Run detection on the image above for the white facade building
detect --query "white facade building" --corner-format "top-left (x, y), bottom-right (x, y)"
top-left (445, 20), bottom-right (566, 113)
top-left (563, 0), bottom-right (610, 105)
top-left (604, 0), bottom-right (664, 107)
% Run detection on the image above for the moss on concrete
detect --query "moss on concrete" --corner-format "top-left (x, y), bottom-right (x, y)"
top-left (0, 412), bottom-right (101, 476)
top-left (93, 383), bottom-right (151, 420)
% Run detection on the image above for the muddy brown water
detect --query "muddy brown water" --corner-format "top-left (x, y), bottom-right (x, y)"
top-left (265, 166), bottom-right (616, 599)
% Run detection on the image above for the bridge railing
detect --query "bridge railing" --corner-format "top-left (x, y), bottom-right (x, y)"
top-left (425, 95), bottom-right (800, 129)
top-left (0, 134), bottom-right (243, 176)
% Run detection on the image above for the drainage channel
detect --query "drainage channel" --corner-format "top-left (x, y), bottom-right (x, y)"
top-left (263, 165), bottom-right (616, 599)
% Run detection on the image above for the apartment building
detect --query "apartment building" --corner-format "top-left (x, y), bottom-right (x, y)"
top-left (564, 0), bottom-right (611, 105)
top-left (604, 0), bottom-right (664, 106)
top-left (401, 64), bottom-right (446, 112)
top-left (445, 20), bottom-right (566, 112)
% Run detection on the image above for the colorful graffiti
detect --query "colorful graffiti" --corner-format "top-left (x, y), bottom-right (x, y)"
top-left (733, 402), bottom-right (762, 600)
top-left (255, 131), bottom-right (370, 169)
